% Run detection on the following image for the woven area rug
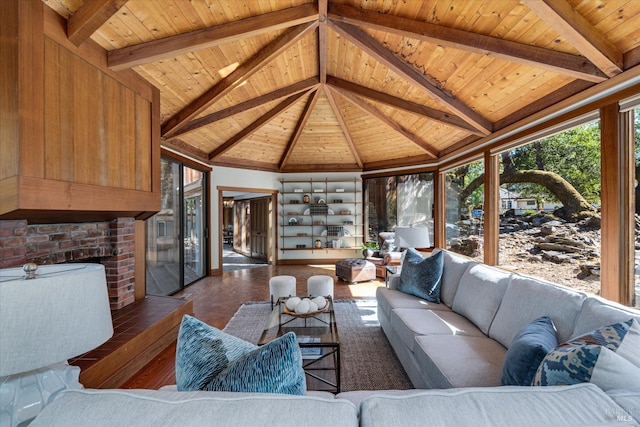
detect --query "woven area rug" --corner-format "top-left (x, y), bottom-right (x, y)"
top-left (223, 299), bottom-right (413, 392)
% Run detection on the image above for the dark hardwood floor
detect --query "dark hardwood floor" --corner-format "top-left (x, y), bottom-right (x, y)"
top-left (120, 263), bottom-right (387, 389)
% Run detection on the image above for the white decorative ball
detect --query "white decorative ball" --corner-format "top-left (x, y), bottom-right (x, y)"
top-left (286, 297), bottom-right (301, 311)
top-left (311, 296), bottom-right (326, 309)
top-left (308, 301), bottom-right (318, 312)
top-left (295, 300), bottom-right (311, 313)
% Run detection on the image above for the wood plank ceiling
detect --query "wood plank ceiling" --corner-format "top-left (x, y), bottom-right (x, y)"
top-left (44, 0), bottom-right (640, 172)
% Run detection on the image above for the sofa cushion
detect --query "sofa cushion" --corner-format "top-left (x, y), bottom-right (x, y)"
top-left (572, 296), bottom-right (640, 338)
top-left (500, 316), bottom-right (558, 386)
top-left (397, 249), bottom-right (444, 303)
top-left (414, 335), bottom-right (506, 388)
top-left (533, 319), bottom-right (640, 391)
top-left (359, 384), bottom-right (630, 427)
top-left (452, 264), bottom-right (511, 335)
top-left (176, 315), bottom-right (305, 395)
top-left (439, 249), bottom-right (475, 307)
top-left (30, 389), bottom-right (359, 427)
top-left (376, 287), bottom-right (450, 321)
top-left (176, 315), bottom-right (257, 391)
top-left (391, 308), bottom-right (485, 352)
top-left (489, 274), bottom-right (585, 347)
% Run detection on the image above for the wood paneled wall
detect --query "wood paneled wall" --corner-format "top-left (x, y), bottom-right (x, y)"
top-left (0, 0), bottom-right (160, 223)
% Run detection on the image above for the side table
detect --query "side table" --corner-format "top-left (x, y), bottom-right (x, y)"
top-left (385, 266), bottom-right (401, 287)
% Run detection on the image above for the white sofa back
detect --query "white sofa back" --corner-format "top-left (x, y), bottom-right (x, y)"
top-left (427, 249), bottom-right (639, 348)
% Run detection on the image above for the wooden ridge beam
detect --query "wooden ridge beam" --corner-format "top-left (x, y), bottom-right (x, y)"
top-left (318, 0), bottom-right (328, 84)
top-left (328, 3), bottom-right (607, 83)
top-left (208, 90), bottom-right (311, 160)
top-left (324, 86), bottom-right (363, 169)
top-left (279, 89), bottom-right (321, 169)
top-left (333, 88), bottom-right (438, 159)
top-left (67, 0), bottom-right (129, 47)
top-left (108, 4), bottom-right (319, 70)
top-left (171, 77), bottom-right (320, 137)
top-left (162, 22), bottom-right (317, 138)
top-left (328, 20), bottom-right (492, 136)
top-left (522, 0), bottom-right (622, 77)
top-left (326, 75), bottom-right (483, 135)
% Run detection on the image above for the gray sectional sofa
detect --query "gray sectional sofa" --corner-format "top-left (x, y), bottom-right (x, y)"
top-left (377, 248), bottom-right (640, 389)
top-left (30, 384), bottom-right (639, 426)
top-left (30, 249), bottom-right (640, 426)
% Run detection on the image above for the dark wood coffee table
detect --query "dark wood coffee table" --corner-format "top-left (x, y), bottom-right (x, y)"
top-left (258, 296), bottom-right (341, 393)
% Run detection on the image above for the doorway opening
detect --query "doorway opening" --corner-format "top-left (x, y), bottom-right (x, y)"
top-left (219, 188), bottom-right (277, 272)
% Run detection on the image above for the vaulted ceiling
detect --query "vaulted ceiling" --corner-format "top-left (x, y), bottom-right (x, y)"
top-left (44, 0), bottom-right (640, 172)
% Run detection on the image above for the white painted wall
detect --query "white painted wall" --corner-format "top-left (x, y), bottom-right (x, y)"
top-left (209, 167), bottom-right (362, 269)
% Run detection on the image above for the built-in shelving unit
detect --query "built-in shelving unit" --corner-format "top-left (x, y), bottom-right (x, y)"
top-left (280, 178), bottom-right (362, 253)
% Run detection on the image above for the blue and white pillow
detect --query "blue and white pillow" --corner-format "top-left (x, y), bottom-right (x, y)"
top-left (532, 319), bottom-right (640, 391)
top-left (176, 315), bottom-right (306, 395)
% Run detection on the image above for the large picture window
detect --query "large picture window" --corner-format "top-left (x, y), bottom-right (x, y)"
top-left (497, 120), bottom-right (602, 296)
top-left (364, 172), bottom-right (434, 247)
top-left (444, 160), bottom-right (485, 260)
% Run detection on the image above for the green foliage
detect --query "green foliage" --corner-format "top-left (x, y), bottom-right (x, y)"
top-left (361, 241), bottom-right (379, 250)
top-left (504, 121), bottom-right (601, 204)
top-left (447, 160), bottom-right (485, 206)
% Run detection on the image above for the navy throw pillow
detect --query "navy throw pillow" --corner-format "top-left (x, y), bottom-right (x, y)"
top-left (398, 249), bottom-right (444, 303)
top-left (501, 316), bottom-right (558, 386)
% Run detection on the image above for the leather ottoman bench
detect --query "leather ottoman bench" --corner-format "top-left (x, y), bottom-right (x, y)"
top-left (335, 259), bottom-right (376, 283)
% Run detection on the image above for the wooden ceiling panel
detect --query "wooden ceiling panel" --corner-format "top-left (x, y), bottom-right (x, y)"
top-left (285, 93), bottom-right (355, 165)
top-left (43, 0), bottom-right (640, 172)
top-left (197, 30), bottom-right (318, 117)
top-left (569, 0), bottom-right (640, 52)
top-left (370, 103), bottom-right (471, 152)
top-left (330, 92), bottom-right (429, 163)
top-left (326, 29), bottom-right (444, 111)
top-left (237, 94), bottom-right (311, 159)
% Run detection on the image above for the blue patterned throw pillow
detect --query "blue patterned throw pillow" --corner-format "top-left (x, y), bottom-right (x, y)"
top-left (501, 316), bottom-right (558, 386)
top-left (398, 249), bottom-right (443, 303)
top-left (176, 315), bottom-right (257, 391)
top-left (206, 332), bottom-right (306, 395)
top-left (532, 319), bottom-right (640, 391)
top-left (175, 315), bottom-right (306, 395)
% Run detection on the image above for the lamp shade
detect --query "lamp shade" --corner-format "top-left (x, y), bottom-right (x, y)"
top-left (0, 263), bottom-right (113, 376)
top-left (395, 226), bottom-right (431, 249)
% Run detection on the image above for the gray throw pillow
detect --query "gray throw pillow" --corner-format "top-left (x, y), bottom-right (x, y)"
top-left (398, 249), bottom-right (444, 303)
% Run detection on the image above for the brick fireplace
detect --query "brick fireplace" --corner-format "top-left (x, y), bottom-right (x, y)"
top-left (0, 218), bottom-right (136, 310)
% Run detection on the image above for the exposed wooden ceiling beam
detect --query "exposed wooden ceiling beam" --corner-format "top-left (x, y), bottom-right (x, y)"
top-left (108, 4), bottom-right (319, 70)
top-left (171, 77), bottom-right (320, 137)
top-left (162, 22), bottom-right (317, 138)
top-left (208, 90), bottom-right (311, 160)
top-left (280, 89), bottom-right (321, 169)
top-left (326, 75), bottom-right (483, 136)
top-left (522, 0), bottom-right (622, 77)
top-left (67, 0), bottom-right (129, 47)
top-left (328, 20), bottom-right (492, 136)
top-left (318, 0), bottom-right (328, 84)
top-left (324, 86), bottom-right (363, 169)
top-left (328, 3), bottom-right (607, 83)
top-left (333, 88), bottom-right (438, 159)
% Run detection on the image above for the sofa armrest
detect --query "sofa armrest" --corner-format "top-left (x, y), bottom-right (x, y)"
top-left (384, 252), bottom-right (402, 266)
top-left (388, 274), bottom-right (401, 290)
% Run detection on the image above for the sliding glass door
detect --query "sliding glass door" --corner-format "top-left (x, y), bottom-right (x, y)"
top-left (146, 157), bottom-right (208, 295)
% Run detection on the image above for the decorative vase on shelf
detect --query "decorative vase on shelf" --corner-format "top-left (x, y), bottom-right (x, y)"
top-left (315, 240), bottom-right (323, 249)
